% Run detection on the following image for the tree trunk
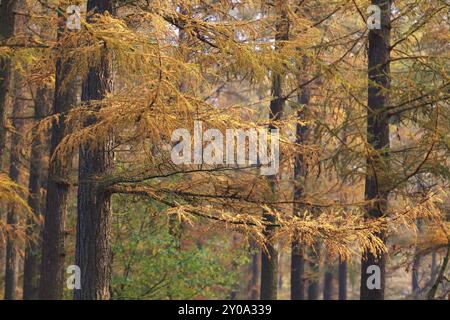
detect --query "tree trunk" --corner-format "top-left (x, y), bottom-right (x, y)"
top-left (338, 256), bottom-right (347, 300)
top-left (307, 244), bottom-right (320, 300)
top-left (291, 241), bottom-right (305, 300)
top-left (74, 0), bottom-right (115, 300)
top-left (4, 0), bottom-right (28, 299)
top-left (39, 21), bottom-right (79, 300)
top-left (323, 260), bottom-right (334, 300)
top-left (360, 0), bottom-right (391, 300)
top-left (23, 88), bottom-right (51, 300)
top-left (411, 219), bottom-right (423, 299)
top-left (430, 251), bottom-right (437, 284)
top-left (4, 91), bottom-right (22, 300)
top-left (248, 240), bottom-right (260, 300)
top-left (5, 73), bottom-right (30, 300)
top-left (260, 0), bottom-right (288, 300)
top-left (290, 57), bottom-right (310, 300)
top-left (411, 253), bottom-right (421, 299)
top-left (260, 220), bottom-right (278, 300)
top-left (427, 242), bottom-right (450, 300)
top-left (0, 0), bottom-right (16, 296)
top-left (0, 0), bottom-right (15, 168)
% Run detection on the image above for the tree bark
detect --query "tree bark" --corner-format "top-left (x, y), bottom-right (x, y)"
top-left (427, 242), bottom-right (450, 300)
top-left (0, 0), bottom-right (15, 168)
top-left (411, 219), bottom-right (423, 299)
top-left (323, 259), bottom-right (334, 300)
top-left (290, 57), bottom-right (310, 300)
top-left (360, 0), bottom-right (392, 300)
top-left (0, 0), bottom-right (15, 296)
top-left (74, 0), bottom-right (115, 300)
top-left (307, 244), bottom-right (320, 300)
top-left (4, 85), bottom-right (23, 300)
top-left (39, 18), bottom-right (79, 300)
top-left (411, 252), bottom-right (421, 299)
top-left (4, 0), bottom-right (29, 300)
top-left (291, 241), bottom-right (305, 300)
top-left (5, 74), bottom-right (31, 300)
top-left (338, 256), bottom-right (347, 300)
top-left (430, 251), bottom-right (437, 284)
top-left (247, 240), bottom-right (260, 300)
top-left (260, 0), bottom-right (288, 300)
top-left (23, 88), bottom-right (51, 300)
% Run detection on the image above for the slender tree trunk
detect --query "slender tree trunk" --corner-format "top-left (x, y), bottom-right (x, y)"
top-left (291, 242), bottom-right (305, 300)
top-left (260, 0), bottom-right (288, 300)
top-left (0, 0), bottom-right (15, 168)
top-left (360, 0), bottom-right (391, 300)
top-left (4, 89), bottom-right (22, 300)
top-left (338, 122), bottom-right (348, 301)
top-left (323, 259), bottom-right (334, 300)
top-left (411, 219), bottom-right (423, 299)
top-left (411, 252), bottom-right (421, 299)
top-left (430, 251), bottom-right (437, 284)
top-left (338, 256), bottom-right (347, 300)
top-left (39, 20), bottom-right (78, 300)
top-left (427, 242), bottom-right (450, 300)
top-left (74, 0), bottom-right (115, 300)
top-left (5, 74), bottom-right (30, 300)
top-left (0, 0), bottom-right (16, 296)
top-left (278, 250), bottom-right (283, 291)
top-left (23, 88), bottom-right (50, 300)
top-left (290, 57), bottom-right (310, 300)
top-left (307, 244), bottom-right (320, 300)
top-left (248, 240), bottom-right (260, 300)
top-left (4, 0), bottom-right (28, 299)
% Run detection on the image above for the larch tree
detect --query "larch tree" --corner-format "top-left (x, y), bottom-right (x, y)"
top-left (260, 0), bottom-right (289, 300)
top-left (23, 85), bottom-right (51, 299)
top-left (74, 0), bottom-right (116, 300)
top-left (0, 0), bottom-right (16, 295)
top-left (39, 5), bottom-right (79, 300)
top-left (360, 0), bottom-right (392, 300)
top-left (4, 0), bottom-right (33, 299)
top-left (338, 255), bottom-right (347, 300)
top-left (0, 0), bottom-right (15, 171)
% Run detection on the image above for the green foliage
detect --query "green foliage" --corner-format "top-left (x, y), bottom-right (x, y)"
top-left (111, 195), bottom-right (248, 299)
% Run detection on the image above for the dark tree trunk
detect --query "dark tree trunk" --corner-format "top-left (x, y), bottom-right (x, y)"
top-left (260, 217), bottom-right (278, 300)
top-left (291, 242), bottom-right (305, 300)
top-left (248, 241), bottom-right (260, 300)
top-left (411, 219), bottom-right (423, 299)
top-left (4, 0), bottom-right (28, 299)
top-left (4, 98), bottom-right (22, 300)
top-left (360, 0), bottom-right (392, 300)
top-left (323, 260), bottom-right (334, 300)
top-left (427, 242), bottom-right (450, 300)
top-left (338, 256), bottom-right (347, 300)
top-left (39, 23), bottom-right (79, 300)
top-left (290, 57), bottom-right (310, 301)
top-left (23, 88), bottom-right (51, 300)
top-left (430, 251), bottom-right (437, 284)
top-left (0, 0), bottom-right (15, 295)
top-left (307, 244), bottom-right (320, 300)
top-left (5, 75), bottom-right (31, 300)
top-left (260, 0), bottom-right (288, 300)
top-left (0, 0), bottom-right (15, 168)
top-left (74, 0), bottom-right (115, 300)
top-left (411, 253), bottom-right (421, 299)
